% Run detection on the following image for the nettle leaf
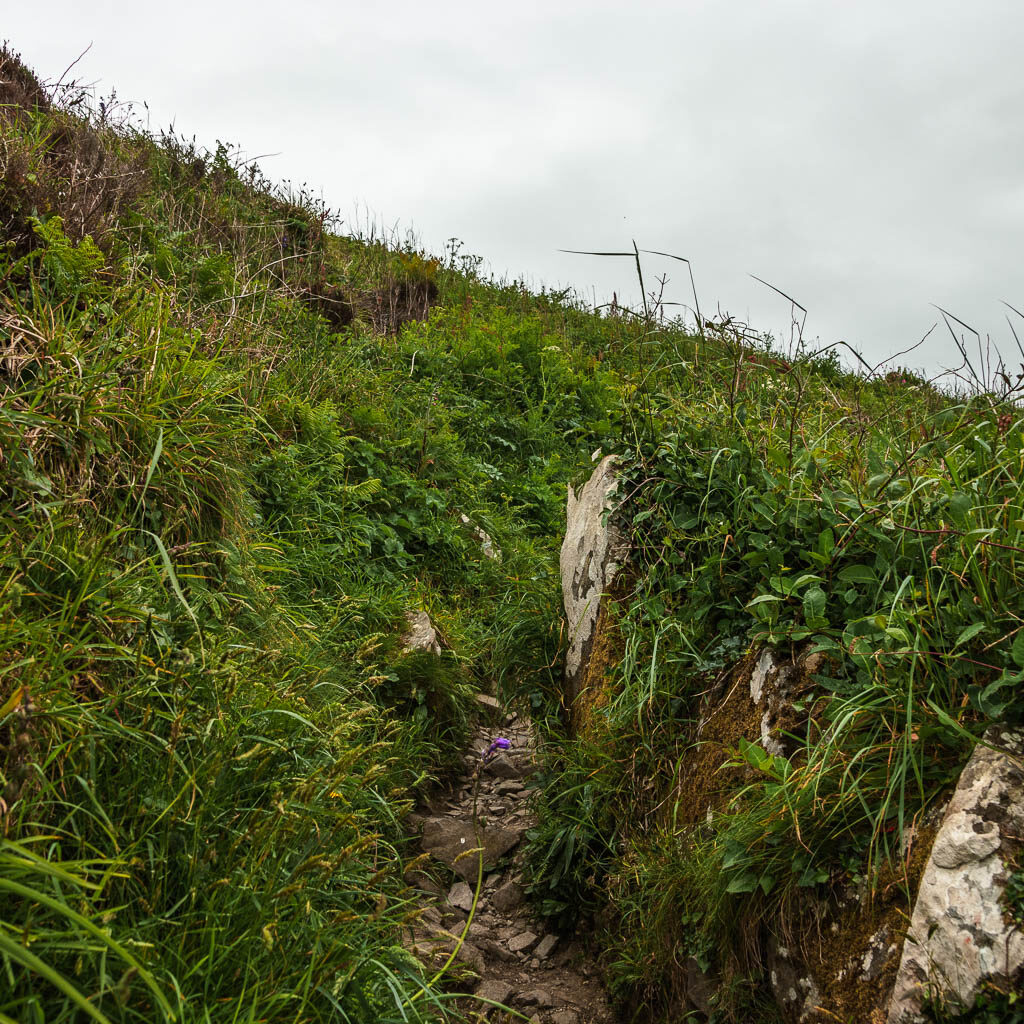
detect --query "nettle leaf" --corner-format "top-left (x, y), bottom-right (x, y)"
top-left (793, 573), bottom-right (824, 588)
top-left (721, 841), bottom-right (749, 870)
top-left (797, 863), bottom-right (829, 887)
top-left (1013, 631), bottom-right (1024, 669)
top-left (975, 669), bottom-right (1024, 718)
top-left (769, 572), bottom-right (822, 597)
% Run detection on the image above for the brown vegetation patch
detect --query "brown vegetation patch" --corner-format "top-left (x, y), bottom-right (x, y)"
top-left (781, 818), bottom-right (940, 1023)
top-left (669, 651), bottom-right (766, 827)
top-left (364, 274), bottom-right (439, 335)
top-left (0, 46), bottom-right (149, 257)
top-left (0, 46), bottom-right (52, 116)
top-left (301, 282), bottom-right (355, 330)
top-left (570, 597), bottom-right (623, 738)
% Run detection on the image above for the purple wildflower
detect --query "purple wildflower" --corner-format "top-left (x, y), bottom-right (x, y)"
top-left (482, 737), bottom-right (511, 759)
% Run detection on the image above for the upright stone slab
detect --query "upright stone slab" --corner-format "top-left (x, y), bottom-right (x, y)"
top-left (887, 729), bottom-right (1024, 1021)
top-left (559, 455), bottom-right (629, 716)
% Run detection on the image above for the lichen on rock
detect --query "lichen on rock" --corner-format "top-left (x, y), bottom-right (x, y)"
top-left (886, 729), bottom-right (1024, 1022)
top-left (402, 609), bottom-right (442, 655)
top-left (559, 455), bottom-right (629, 718)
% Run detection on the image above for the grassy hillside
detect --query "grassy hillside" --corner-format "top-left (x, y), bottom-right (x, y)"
top-left (2, 45), bottom-right (1022, 1024)
top-left (0, 47), bottom-right (624, 1023)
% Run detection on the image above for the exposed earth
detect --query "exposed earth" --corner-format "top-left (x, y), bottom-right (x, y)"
top-left (405, 704), bottom-right (616, 1023)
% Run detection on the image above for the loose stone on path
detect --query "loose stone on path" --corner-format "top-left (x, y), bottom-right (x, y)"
top-left (407, 709), bottom-right (615, 1023)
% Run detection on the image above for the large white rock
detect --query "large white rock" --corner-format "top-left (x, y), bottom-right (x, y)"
top-left (402, 610), bottom-right (441, 655)
top-left (887, 730), bottom-right (1024, 1021)
top-left (560, 455), bottom-right (629, 705)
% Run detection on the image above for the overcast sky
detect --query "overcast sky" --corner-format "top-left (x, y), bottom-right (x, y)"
top-left (7, 1), bottom-right (1024, 375)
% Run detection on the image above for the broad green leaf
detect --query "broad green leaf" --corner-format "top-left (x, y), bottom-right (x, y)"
top-left (1013, 631), bottom-right (1024, 668)
top-left (948, 493), bottom-right (972, 525)
top-left (955, 621), bottom-right (987, 648)
top-left (803, 585), bottom-right (827, 623)
top-left (838, 564), bottom-right (876, 584)
top-left (725, 872), bottom-right (759, 894)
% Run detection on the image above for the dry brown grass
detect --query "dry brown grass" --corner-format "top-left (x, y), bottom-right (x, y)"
top-left (0, 45), bottom-right (149, 257)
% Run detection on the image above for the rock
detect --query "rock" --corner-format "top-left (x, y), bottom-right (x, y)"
top-left (534, 934), bottom-right (558, 959)
top-left (492, 879), bottom-right (525, 913)
top-left (859, 926), bottom-right (895, 984)
top-left (476, 936), bottom-right (518, 963)
top-left (484, 752), bottom-right (524, 779)
top-left (769, 941), bottom-right (821, 1024)
top-left (421, 816), bottom-right (524, 882)
top-left (404, 868), bottom-right (442, 896)
top-left (508, 930), bottom-right (539, 954)
top-left (748, 647), bottom-right (776, 703)
top-left (402, 610), bottom-right (441, 655)
top-left (460, 513), bottom-right (500, 560)
top-left (552, 1012), bottom-right (580, 1024)
top-left (409, 924), bottom-right (486, 973)
top-left (515, 987), bottom-right (555, 1007)
top-left (495, 780), bottom-right (525, 795)
top-left (886, 729), bottom-right (1024, 1022)
top-left (684, 955), bottom-right (714, 1015)
top-left (747, 648), bottom-right (796, 756)
top-left (448, 880), bottom-right (475, 913)
top-left (475, 978), bottom-right (515, 1006)
top-left (475, 692), bottom-right (503, 721)
top-left (560, 455), bottom-right (629, 709)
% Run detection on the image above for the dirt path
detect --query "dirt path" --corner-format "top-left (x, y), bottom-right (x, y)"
top-left (405, 705), bottom-right (616, 1023)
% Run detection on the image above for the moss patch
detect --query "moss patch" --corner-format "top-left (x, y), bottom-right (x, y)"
top-left (789, 819), bottom-right (940, 1023)
top-left (572, 595), bottom-right (625, 738)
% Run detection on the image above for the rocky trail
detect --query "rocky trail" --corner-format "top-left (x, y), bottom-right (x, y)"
top-left (404, 702), bottom-right (616, 1024)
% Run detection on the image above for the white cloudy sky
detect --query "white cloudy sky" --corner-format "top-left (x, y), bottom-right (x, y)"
top-left (6, 1), bottom-right (1024, 373)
